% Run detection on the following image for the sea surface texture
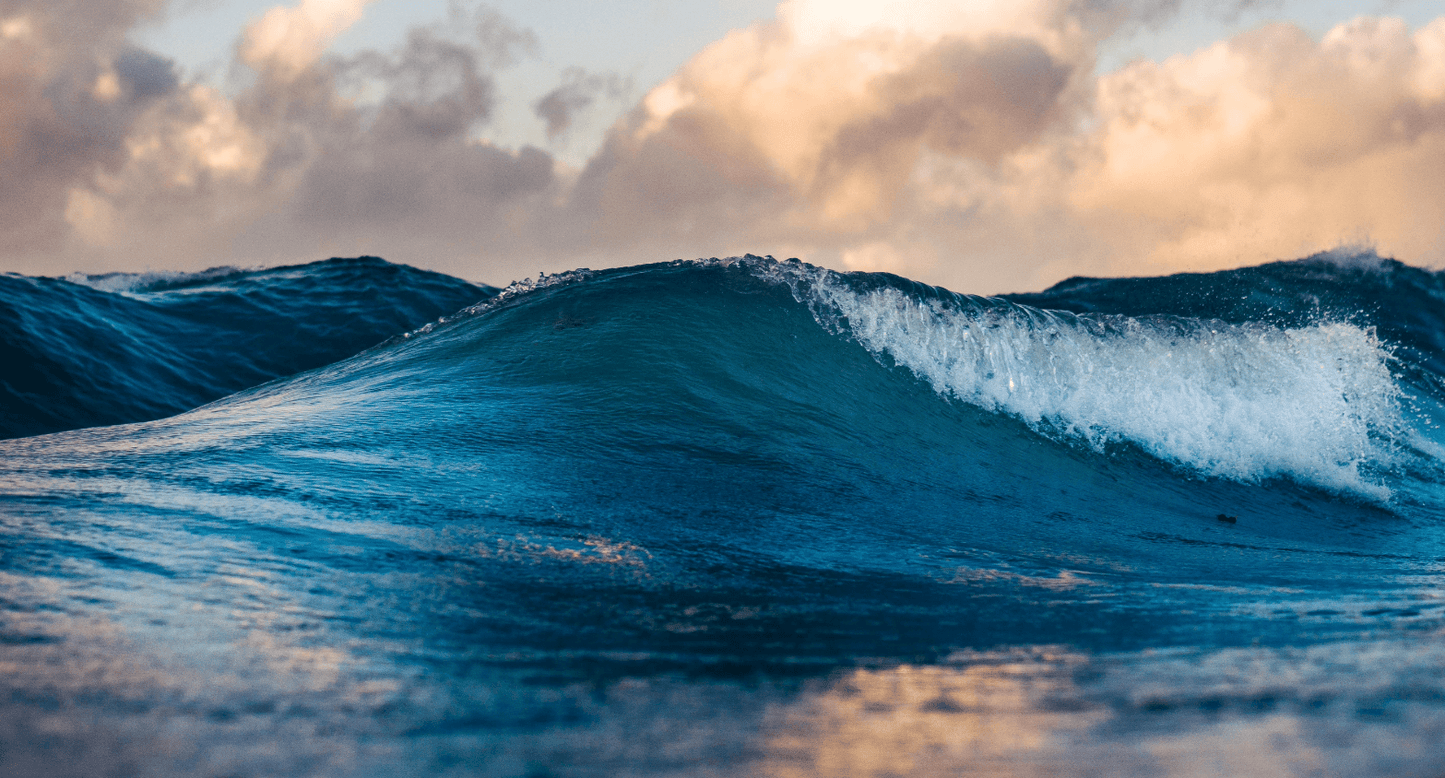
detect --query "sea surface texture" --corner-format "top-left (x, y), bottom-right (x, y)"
top-left (2, 252), bottom-right (1445, 776)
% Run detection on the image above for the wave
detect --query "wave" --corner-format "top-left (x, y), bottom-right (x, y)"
top-left (6, 252), bottom-right (1441, 500)
top-left (777, 261), bottom-right (1418, 499)
top-left (1006, 248), bottom-right (1445, 391)
top-left (6, 252), bottom-right (1445, 775)
top-left (5, 252), bottom-right (1443, 650)
top-left (424, 255), bottom-right (1438, 501)
top-left (0, 256), bottom-right (493, 439)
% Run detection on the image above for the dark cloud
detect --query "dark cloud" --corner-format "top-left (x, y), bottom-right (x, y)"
top-left (0, 0), bottom-right (176, 256)
top-left (129, 1), bottom-right (556, 279)
top-left (114, 47), bottom-right (179, 100)
top-left (267, 18), bottom-right (554, 249)
top-left (819, 37), bottom-right (1073, 195)
top-left (534, 67), bottom-right (629, 140)
top-left (562, 105), bottom-right (791, 254)
top-left (340, 27), bottom-right (496, 141)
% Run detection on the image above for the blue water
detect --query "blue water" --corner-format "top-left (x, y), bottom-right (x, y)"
top-left (4, 252), bottom-right (1445, 776)
top-left (0, 256), bottom-right (491, 439)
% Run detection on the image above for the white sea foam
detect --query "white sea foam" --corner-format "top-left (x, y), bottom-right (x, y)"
top-left (64, 266), bottom-right (247, 294)
top-left (398, 267), bottom-right (599, 342)
top-left (783, 266), bottom-right (1407, 499)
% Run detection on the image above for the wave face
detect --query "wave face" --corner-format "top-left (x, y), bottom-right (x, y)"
top-left (792, 265), bottom-right (1425, 498)
top-left (4, 253), bottom-right (1445, 776)
top-left (0, 256), bottom-right (493, 439)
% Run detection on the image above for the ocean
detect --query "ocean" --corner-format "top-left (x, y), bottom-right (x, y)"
top-left (2, 251), bottom-right (1444, 776)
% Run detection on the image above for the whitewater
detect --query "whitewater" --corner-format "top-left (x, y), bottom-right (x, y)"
top-left (3, 251), bottom-right (1445, 776)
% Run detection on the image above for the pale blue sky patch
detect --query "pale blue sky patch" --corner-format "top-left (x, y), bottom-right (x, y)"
top-left (1099, 0), bottom-right (1444, 73)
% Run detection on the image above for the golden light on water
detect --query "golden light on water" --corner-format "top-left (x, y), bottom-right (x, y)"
top-left (760, 657), bottom-right (1100, 777)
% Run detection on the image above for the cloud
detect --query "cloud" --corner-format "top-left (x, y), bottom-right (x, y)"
top-left (471, 6), bottom-right (538, 68)
top-left (268, 22), bottom-right (558, 259)
top-left (1059, 16), bottom-right (1445, 280)
top-left (7, 0), bottom-right (561, 279)
top-left (560, 1), bottom-right (1445, 292)
top-left (235, 6), bottom-right (559, 271)
top-left (556, 0), bottom-right (1099, 285)
top-left (534, 67), bottom-right (628, 141)
top-left (5, 0), bottom-right (1445, 294)
top-left (0, 0), bottom-right (176, 257)
top-left (240, 0), bottom-right (376, 79)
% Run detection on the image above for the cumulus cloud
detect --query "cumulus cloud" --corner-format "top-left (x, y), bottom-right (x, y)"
top-left (266, 21), bottom-right (557, 262)
top-left (556, 0), bottom-right (1102, 285)
top-left (560, 0), bottom-right (1445, 291)
top-left (4, 0), bottom-right (1445, 293)
top-left (0, 0), bottom-right (174, 256)
top-left (1061, 16), bottom-right (1445, 280)
top-left (3, 0), bottom-right (561, 279)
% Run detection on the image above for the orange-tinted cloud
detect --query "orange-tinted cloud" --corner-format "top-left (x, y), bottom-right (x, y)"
top-left (1062, 16), bottom-right (1445, 282)
top-left (241, 0), bottom-right (376, 79)
top-left (571, 4), bottom-right (1445, 292)
top-left (4, 0), bottom-right (1445, 294)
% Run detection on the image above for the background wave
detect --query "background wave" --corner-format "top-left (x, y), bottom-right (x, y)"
top-left (0, 256), bottom-right (493, 439)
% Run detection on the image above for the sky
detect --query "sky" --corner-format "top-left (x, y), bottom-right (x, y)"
top-left (3, 0), bottom-right (1445, 293)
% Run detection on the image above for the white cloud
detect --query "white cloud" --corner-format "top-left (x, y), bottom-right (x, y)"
top-left (241, 0), bottom-right (376, 79)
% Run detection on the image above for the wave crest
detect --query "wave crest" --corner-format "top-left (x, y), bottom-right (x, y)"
top-left (763, 260), bottom-right (1409, 499)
